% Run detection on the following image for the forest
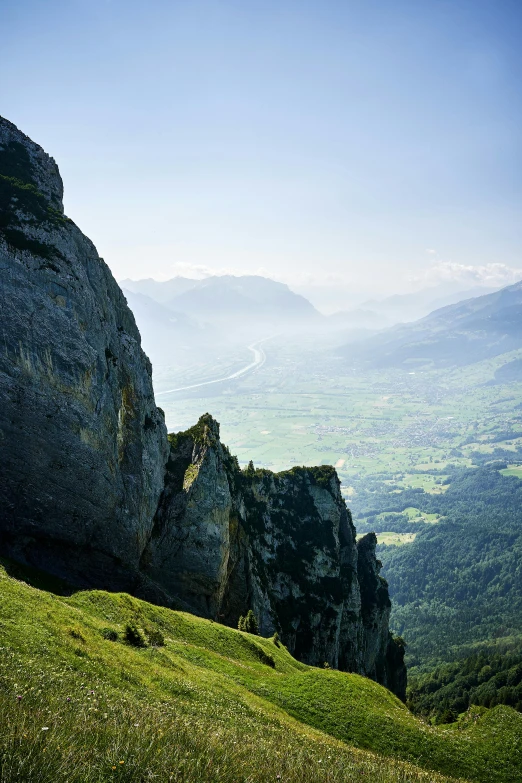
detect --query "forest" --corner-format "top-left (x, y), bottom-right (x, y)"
top-left (408, 643), bottom-right (522, 722)
top-left (353, 466), bottom-right (522, 670)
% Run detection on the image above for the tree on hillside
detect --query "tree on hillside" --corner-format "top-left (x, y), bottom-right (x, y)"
top-left (238, 610), bottom-right (259, 635)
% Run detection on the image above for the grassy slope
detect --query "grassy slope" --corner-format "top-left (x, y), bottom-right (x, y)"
top-left (0, 564), bottom-right (521, 783)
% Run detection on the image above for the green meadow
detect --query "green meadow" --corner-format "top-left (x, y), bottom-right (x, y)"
top-left (500, 466), bottom-right (522, 479)
top-left (1, 561), bottom-right (521, 783)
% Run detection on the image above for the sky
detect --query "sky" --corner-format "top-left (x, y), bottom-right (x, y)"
top-left (2, 0), bottom-right (522, 308)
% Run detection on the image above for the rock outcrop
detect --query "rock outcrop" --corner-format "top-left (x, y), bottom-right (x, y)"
top-left (0, 116), bottom-right (405, 699)
top-left (143, 414), bottom-right (405, 696)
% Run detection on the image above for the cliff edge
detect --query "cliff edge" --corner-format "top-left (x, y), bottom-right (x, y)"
top-left (0, 116), bottom-right (405, 698)
top-left (145, 414), bottom-right (406, 695)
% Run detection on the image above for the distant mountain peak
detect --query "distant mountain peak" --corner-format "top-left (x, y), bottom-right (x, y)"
top-left (121, 273), bottom-right (320, 325)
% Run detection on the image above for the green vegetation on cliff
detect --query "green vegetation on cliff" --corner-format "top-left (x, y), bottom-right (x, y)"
top-left (0, 561), bottom-right (521, 782)
top-left (0, 138), bottom-right (69, 260)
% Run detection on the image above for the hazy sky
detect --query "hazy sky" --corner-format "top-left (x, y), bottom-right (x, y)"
top-left (2, 0), bottom-right (522, 303)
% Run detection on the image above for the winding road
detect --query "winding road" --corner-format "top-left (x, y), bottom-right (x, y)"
top-left (155, 338), bottom-right (269, 396)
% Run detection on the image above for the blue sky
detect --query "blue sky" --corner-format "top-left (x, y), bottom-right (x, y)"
top-left (2, 0), bottom-right (522, 305)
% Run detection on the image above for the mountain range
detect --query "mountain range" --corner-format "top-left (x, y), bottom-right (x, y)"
top-left (121, 275), bottom-right (322, 366)
top-left (122, 275), bottom-right (319, 326)
top-left (339, 279), bottom-right (522, 368)
top-left (356, 284), bottom-right (501, 325)
top-left (122, 275), bottom-right (509, 367)
top-left (120, 288), bottom-right (213, 367)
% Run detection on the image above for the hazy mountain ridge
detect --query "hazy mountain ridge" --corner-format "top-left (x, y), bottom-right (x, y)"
top-left (120, 287), bottom-right (214, 367)
top-left (122, 274), bottom-right (320, 325)
top-left (121, 274), bottom-right (322, 367)
top-left (121, 276), bottom-right (201, 303)
top-left (339, 280), bottom-right (522, 368)
top-left (360, 284), bottom-right (500, 322)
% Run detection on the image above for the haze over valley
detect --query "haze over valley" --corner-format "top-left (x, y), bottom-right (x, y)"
top-left (122, 273), bottom-right (522, 679)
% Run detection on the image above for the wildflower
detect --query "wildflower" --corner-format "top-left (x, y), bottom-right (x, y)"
top-left (112, 766), bottom-right (116, 770)
top-left (119, 761), bottom-right (124, 765)
top-left (41, 727), bottom-right (49, 731)
top-left (66, 697), bottom-right (71, 702)
top-left (16, 695), bottom-right (22, 702)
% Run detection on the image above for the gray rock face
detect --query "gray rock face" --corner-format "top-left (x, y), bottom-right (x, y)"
top-left (0, 116), bottom-right (169, 585)
top-left (0, 116), bottom-right (405, 699)
top-left (145, 415), bottom-right (406, 697)
top-left (356, 532), bottom-right (407, 698)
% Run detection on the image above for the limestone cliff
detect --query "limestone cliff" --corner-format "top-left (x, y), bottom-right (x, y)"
top-left (144, 415), bottom-right (406, 696)
top-left (0, 116), bottom-right (405, 699)
top-left (0, 116), bottom-right (169, 586)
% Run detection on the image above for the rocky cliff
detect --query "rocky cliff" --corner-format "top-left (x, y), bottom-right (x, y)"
top-left (0, 116), bottom-right (405, 699)
top-left (143, 414), bottom-right (405, 696)
top-left (0, 116), bottom-right (168, 587)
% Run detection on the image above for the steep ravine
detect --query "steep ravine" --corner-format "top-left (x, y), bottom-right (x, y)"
top-left (0, 115), bottom-right (405, 698)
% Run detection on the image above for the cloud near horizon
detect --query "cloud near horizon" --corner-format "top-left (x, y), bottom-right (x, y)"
top-left (413, 261), bottom-right (522, 288)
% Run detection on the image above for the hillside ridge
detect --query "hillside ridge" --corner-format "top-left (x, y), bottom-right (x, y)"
top-left (340, 278), bottom-right (522, 368)
top-left (1, 562), bottom-right (521, 783)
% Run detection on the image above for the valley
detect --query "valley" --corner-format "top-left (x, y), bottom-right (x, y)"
top-left (156, 335), bottom-right (522, 484)
top-left (155, 337), bottom-right (269, 395)
top-left (153, 333), bottom-right (522, 674)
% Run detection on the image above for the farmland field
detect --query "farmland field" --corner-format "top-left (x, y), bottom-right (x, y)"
top-left (155, 334), bottom-right (522, 503)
